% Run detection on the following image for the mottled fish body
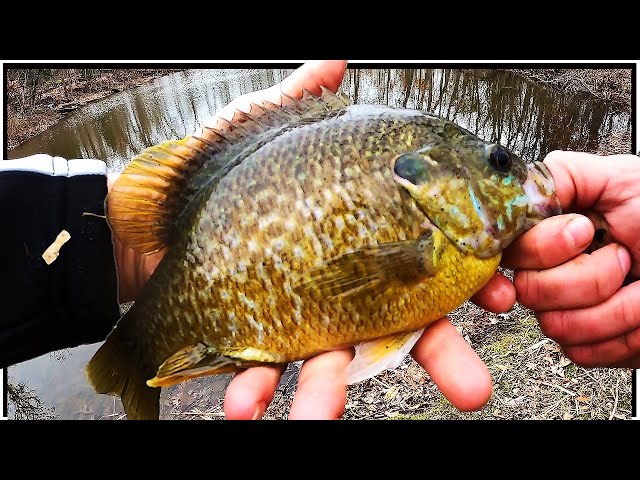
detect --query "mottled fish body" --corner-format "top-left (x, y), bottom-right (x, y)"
top-left (87, 89), bottom-right (560, 419)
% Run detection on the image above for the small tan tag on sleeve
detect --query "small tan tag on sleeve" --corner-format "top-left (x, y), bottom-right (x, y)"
top-left (42, 230), bottom-right (71, 265)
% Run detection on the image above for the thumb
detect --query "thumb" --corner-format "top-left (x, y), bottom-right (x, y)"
top-left (544, 150), bottom-right (631, 211)
top-left (502, 213), bottom-right (595, 269)
top-left (279, 60), bottom-right (348, 96)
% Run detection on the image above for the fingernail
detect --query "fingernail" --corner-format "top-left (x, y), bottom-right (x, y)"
top-left (617, 246), bottom-right (631, 274)
top-left (567, 216), bottom-right (593, 249)
top-left (251, 402), bottom-right (266, 420)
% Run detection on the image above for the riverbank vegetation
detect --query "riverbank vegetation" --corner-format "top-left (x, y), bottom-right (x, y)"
top-left (6, 69), bottom-right (182, 151)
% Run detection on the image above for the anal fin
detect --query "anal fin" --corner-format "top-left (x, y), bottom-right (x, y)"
top-left (346, 329), bottom-right (425, 385)
top-left (147, 343), bottom-right (238, 387)
top-left (147, 344), bottom-right (285, 387)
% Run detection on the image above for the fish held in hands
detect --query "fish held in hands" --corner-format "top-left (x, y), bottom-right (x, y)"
top-left (86, 88), bottom-right (561, 419)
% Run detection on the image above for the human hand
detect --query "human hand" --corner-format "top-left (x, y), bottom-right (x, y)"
top-left (481, 150), bottom-right (640, 368)
top-left (110, 60), bottom-right (507, 420)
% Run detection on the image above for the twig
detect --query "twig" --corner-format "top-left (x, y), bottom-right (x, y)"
top-left (370, 376), bottom-right (391, 390)
top-left (524, 338), bottom-right (550, 352)
top-left (609, 376), bottom-right (620, 420)
top-left (82, 212), bottom-right (106, 219)
top-left (537, 381), bottom-right (577, 396)
top-left (541, 394), bottom-right (572, 418)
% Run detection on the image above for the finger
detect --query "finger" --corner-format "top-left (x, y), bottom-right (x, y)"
top-left (537, 278), bottom-right (640, 346)
top-left (543, 150), bottom-right (622, 211)
top-left (609, 353), bottom-right (640, 368)
top-left (224, 365), bottom-right (285, 420)
top-left (501, 214), bottom-right (594, 270)
top-left (470, 271), bottom-right (516, 313)
top-left (279, 60), bottom-right (348, 96)
top-left (215, 60), bottom-right (347, 123)
top-left (544, 151), bottom-right (640, 279)
top-left (288, 349), bottom-right (353, 420)
top-left (515, 243), bottom-right (631, 311)
top-left (561, 327), bottom-right (640, 368)
top-left (411, 317), bottom-right (493, 411)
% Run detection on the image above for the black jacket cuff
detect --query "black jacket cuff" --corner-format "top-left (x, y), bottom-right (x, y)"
top-left (0, 155), bottom-right (120, 368)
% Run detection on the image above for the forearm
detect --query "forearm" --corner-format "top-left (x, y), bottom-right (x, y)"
top-left (0, 155), bottom-right (120, 368)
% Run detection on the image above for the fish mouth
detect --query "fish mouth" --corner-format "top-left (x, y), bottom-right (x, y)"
top-left (524, 161), bottom-right (562, 227)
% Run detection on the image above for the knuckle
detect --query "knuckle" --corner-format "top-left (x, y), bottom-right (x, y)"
top-left (594, 270), bottom-right (615, 302)
top-left (621, 328), bottom-right (640, 360)
top-left (538, 310), bottom-right (569, 342)
top-left (592, 248), bottom-right (626, 302)
top-left (562, 345), bottom-right (598, 367)
top-left (514, 270), bottom-right (537, 308)
top-left (532, 233), bottom-right (548, 266)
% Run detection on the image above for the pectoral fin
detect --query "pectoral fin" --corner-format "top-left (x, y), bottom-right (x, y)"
top-left (346, 328), bottom-right (425, 385)
top-left (295, 231), bottom-right (443, 300)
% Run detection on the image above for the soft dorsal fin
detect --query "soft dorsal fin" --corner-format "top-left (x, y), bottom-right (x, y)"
top-left (107, 86), bottom-right (351, 254)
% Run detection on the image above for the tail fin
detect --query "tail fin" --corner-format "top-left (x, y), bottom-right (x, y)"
top-left (86, 325), bottom-right (160, 420)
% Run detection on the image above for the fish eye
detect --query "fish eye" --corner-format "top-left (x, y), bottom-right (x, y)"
top-left (489, 146), bottom-right (512, 172)
top-left (394, 153), bottom-right (429, 185)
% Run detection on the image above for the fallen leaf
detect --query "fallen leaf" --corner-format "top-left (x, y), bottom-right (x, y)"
top-left (559, 357), bottom-right (572, 367)
top-left (384, 385), bottom-right (399, 401)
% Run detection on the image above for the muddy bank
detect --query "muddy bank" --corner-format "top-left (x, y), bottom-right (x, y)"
top-left (6, 69), bottom-right (184, 151)
top-left (509, 69), bottom-right (633, 156)
top-left (509, 68), bottom-right (632, 110)
top-left (5, 67), bottom-right (633, 155)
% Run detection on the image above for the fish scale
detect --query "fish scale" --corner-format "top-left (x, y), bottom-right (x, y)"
top-left (124, 112), bottom-right (492, 362)
top-left (87, 90), bottom-right (560, 419)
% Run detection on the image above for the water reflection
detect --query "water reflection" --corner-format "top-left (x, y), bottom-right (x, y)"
top-left (8, 69), bottom-right (293, 171)
top-left (6, 67), bottom-right (632, 420)
top-left (343, 68), bottom-right (631, 161)
top-left (9, 68), bottom-right (631, 170)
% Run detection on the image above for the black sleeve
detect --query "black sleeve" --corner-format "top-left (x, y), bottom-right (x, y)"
top-left (0, 155), bottom-right (121, 368)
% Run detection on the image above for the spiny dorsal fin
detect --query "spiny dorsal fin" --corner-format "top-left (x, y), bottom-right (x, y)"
top-left (107, 86), bottom-right (351, 254)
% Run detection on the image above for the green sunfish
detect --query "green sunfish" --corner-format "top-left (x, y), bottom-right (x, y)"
top-left (87, 87), bottom-right (561, 419)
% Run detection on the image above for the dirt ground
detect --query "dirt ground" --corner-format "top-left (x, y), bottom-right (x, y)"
top-left (5, 68), bottom-right (636, 421)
